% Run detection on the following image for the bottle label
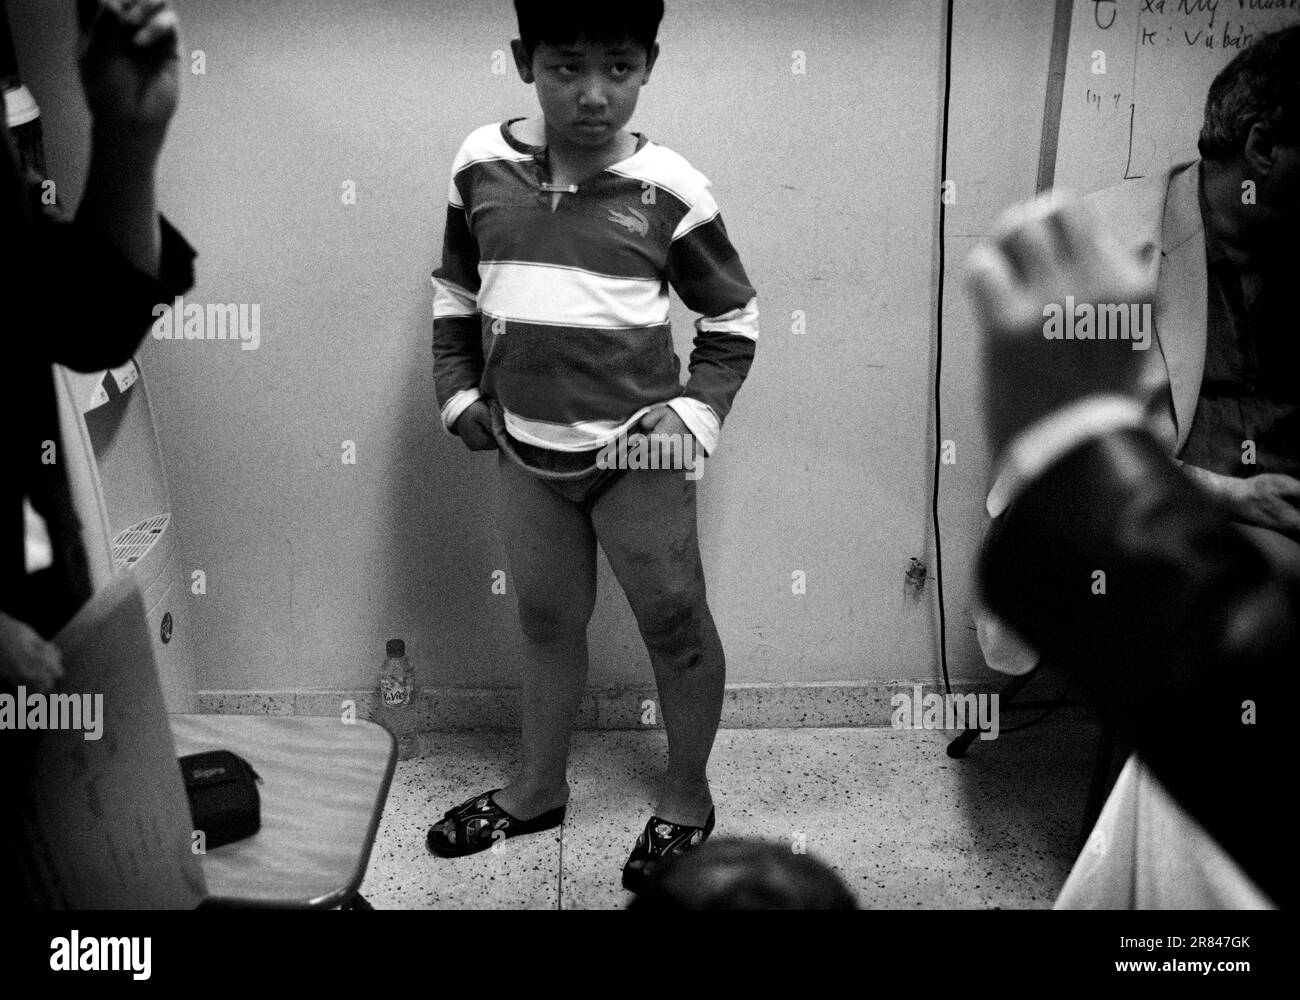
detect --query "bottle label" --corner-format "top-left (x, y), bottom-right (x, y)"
top-left (380, 677), bottom-right (411, 707)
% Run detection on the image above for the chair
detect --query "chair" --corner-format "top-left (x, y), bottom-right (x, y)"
top-left (945, 661), bottom-right (1119, 854)
top-left (172, 714), bottom-right (395, 909)
top-left (20, 574), bottom-right (396, 909)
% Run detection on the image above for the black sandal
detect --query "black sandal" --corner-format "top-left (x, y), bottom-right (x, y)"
top-left (426, 789), bottom-right (566, 858)
top-left (621, 807), bottom-right (716, 892)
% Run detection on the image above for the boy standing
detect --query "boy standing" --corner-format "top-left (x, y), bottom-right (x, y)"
top-left (428, 0), bottom-right (757, 890)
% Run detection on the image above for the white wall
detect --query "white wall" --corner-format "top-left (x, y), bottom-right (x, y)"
top-left (12, 0), bottom-right (1059, 693)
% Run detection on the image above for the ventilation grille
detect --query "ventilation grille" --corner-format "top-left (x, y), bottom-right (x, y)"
top-left (112, 513), bottom-right (170, 570)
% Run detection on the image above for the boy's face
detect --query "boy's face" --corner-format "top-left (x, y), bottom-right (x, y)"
top-left (511, 35), bottom-right (659, 150)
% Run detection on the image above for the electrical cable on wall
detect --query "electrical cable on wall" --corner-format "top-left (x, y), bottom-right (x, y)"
top-left (934, 0), bottom-right (1076, 724)
top-left (932, 0), bottom-right (956, 696)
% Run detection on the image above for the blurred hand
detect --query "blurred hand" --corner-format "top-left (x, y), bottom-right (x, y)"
top-left (0, 611), bottom-right (64, 693)
top-left (78, 0), bottom-right (181, 157)
top-left (453, 399), bottom-right (498, 451)
top-left (965, 194), bottom-right (1155, 456)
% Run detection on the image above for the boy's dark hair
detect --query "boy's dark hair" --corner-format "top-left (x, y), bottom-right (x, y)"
top-left (1198, 25), bottom-right (1300, 161)
top-left (626, 839), bottom-right (859, 911)
top-left (513, 0), bottom-right (664, 62)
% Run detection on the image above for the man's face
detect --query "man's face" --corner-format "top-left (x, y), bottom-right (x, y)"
top-left (514, 35), bottom-right (658, 150)
top-left (1241, 115), bottom-right (1300, 241)
top-left (1262, 140), bottom-right (1300, 231)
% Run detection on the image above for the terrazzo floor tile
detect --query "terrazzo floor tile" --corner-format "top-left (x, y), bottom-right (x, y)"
top-left (359, 733), bottom-right (560, 909)
top-left (559, 716), bottom-right (1099, 909)
top-left (362, 713), bottom-right (1102, 910)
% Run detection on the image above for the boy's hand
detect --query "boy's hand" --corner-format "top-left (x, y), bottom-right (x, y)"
top-left (453, 399), bottom-right (499, 451)
top-left (0, 611), bottom-right (64, 694)
top-left (638, 405), bottom-right (691, 442)
top-left (965, 193), bottom-right (1154, 456)
top-left (78, 0), bottom-right (182, 159)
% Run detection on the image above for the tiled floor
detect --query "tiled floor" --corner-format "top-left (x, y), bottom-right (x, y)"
top-left (361, 712), bottom-right (1103, 909)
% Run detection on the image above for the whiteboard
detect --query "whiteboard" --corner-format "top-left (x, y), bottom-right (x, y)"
top-left (1054, 0), bottom-right (1300, 194)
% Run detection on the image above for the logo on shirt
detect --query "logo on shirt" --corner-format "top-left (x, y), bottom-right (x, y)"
top-left (607, 206), bottom-right (649, 237)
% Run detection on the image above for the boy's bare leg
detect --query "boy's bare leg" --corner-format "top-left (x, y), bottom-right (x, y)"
top-left (591, 469), bottom-right (722, 828)
top-left (493, 454), bottom-right (598, 820)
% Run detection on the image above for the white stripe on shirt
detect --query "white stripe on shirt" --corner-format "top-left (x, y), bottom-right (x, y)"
top-left (697, 296), bottom-right (759, 343)
top-left (478, 261), bottom-right (667, 329)
top-left (448, 124), bottom-right (533, 207)
top-left (504, 406), bottom-right (654, 451)
top-left (431, 275), bottom-right (478, 318)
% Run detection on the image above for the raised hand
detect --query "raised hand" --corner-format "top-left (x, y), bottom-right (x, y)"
top-left (78, 0), bottom-right (181, 158)
top-left (965, 193), bottom-right (1156, 455)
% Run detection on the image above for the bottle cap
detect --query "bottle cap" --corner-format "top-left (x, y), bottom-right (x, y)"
top-left (386, 639), bottom-right (405, 657)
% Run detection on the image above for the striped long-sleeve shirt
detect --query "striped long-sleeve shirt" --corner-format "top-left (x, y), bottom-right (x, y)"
top-left (431, 120), bottom-right (758, 456)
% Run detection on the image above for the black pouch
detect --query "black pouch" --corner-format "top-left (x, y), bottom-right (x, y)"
top-left (179, 750), bottom-right (262, 849)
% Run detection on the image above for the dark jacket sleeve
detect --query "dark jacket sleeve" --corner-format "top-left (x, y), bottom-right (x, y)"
top-left (979, 428), bottom-right (1290, 906)
top-left (34, 206), bottom-right (196, 373)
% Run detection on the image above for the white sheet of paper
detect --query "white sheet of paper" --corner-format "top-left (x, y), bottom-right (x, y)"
top-left (108, 360), bottom-right (139, 394)
top-left (18, 572), bottom-right (206, 908)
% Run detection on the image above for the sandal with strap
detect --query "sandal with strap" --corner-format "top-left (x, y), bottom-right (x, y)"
top-left (621, 807), bottom-right (716, 892)
top-left (426, 789), bottom-right (566, 858)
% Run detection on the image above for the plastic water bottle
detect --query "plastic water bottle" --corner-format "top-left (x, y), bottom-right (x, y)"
top-left (377, 638), bottom-right (418, 760)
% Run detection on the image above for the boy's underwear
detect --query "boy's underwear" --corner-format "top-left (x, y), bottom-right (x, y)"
top-left (489, 397), bottom-right (626, 508)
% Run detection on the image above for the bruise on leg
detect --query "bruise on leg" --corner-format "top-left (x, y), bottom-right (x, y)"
top-left (637, 592), bottom-right (707, 671)
top-left (593, 468), bottom-right (712, 671)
